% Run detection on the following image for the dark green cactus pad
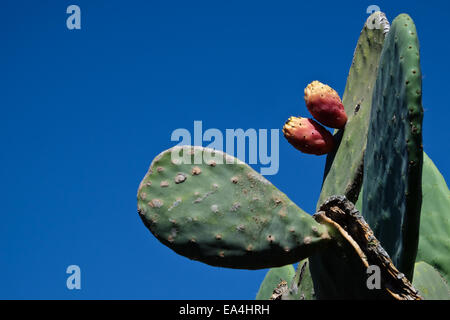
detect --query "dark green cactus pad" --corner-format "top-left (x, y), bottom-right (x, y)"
top-left (137, 146), bottom-right (330, 269)
top-left (412, 261), bottom-right (450, 300)
top-left (317, 11), bottom-right (389, 207)
top-left (416, 153), bottom-right (450, 283)
top-left (255, 265), bottom-right (295, 300)
top-left (362, 14), bottom-right (423, 280)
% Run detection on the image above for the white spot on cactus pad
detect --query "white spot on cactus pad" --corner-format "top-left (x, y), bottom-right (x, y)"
top-left (160, 181), bottom-right (169, 187)
top-left (174, 173), bottom-right (187, 184)
top-left (246, 172), bottom-right (270, 185)
top-left (211, 204), bottom-right (219, 213)
top-left (149, 199), bottom-right (163, 208)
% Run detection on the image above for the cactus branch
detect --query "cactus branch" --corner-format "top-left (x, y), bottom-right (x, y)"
top-left (314, 196), bottom-right (421, 300)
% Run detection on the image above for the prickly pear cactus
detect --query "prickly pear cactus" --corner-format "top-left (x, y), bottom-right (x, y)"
top-left (137, 146), bottom-right (330, 269)
top-left (362, 14), bottom-right (423, 280)
top-left (136, 10), bottom-right (448, 301)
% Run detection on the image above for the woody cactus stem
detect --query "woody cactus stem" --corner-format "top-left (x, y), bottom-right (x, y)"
top-left (313, 196), bottom-right (421, 300)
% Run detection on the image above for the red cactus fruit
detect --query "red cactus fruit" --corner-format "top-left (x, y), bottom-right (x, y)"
top-left (282, 117), bottom-right (334, 155)
top-left (304, 80), bottom-right (348, 129)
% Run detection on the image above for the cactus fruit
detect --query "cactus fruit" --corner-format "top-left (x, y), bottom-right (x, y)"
top-left (138, 146), bottom-right (330, 269)
top-left (304, 81), bottom-right (348, 129)
top-left (362, 14), bottom-right (423, 281)
top-left (282, 117), bottom-right (334, 155)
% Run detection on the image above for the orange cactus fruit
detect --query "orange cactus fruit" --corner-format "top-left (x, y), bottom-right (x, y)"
top-left (304, 80), bottom-right (348, 129)
top-left (283, 117), bottom-right (335, 155)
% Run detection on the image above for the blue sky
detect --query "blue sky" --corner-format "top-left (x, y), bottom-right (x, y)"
top-left (1, 0), bottom-right (448, 299)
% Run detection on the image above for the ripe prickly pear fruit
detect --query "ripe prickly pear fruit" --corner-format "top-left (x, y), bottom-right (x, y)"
top-left (304, 81), bottom-right (348, 129)
top-left (283, 117), bottom-right (334, 155)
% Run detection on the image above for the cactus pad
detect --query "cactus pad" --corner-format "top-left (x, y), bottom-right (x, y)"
top-left (255, 265), bottom-right (295, 300)
top-left (137, 146), bottom-right (330, 269)
top-left (285, 259), bottom-right (315, 300)
top-left (362, 14), bottom-right (423, 280)
top-left (412, 261), bottom-right (450, 300)
top-left (317, 12), bottom-right (389, 206)
top-left (416, 153), bottom-right (450, 283)
top-left (257, 260), bottom-right (315, 300)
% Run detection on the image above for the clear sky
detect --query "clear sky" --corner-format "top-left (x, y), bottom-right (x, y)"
top-left (1, 0), bottom-right (449, 299)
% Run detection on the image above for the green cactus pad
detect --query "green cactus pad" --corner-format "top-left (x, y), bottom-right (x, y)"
top-left (412, 261), bottom-right (450, 300)
top-left (255, 265), bottom-right (295, 300)
top-left (362, 14), bottom-right (423, 280)
top-left (137, 146), bottom-right (330, 269)
top-left (416, 153), bottom-right (450, 283)
top-left (285, 259), bottom-right (315, 300)
top-left (317, 11), bottom-right (389, 206)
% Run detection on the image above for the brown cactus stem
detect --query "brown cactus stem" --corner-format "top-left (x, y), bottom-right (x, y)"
top-left (314, 196), bottom-right (422, 300)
